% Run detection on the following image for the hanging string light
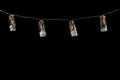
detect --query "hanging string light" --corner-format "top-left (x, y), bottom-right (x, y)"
top-left (69, 20), bottom-right (78, 37)
top-left (9, 14), bottom-right (16, 31)
top-left (39, 20), bottom-right (46, 37)
top-left (99, 15), bottom-right (107, 32)
top-left (0, 8), bottom-right (120, 37)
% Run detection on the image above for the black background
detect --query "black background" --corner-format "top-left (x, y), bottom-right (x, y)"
top-left (0, 0), bottom-right (120, 74)
top-left (0, 1), bottom-right (120, 54)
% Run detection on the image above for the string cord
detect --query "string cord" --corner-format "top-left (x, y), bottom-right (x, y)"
top-left (0, 8), bottom-right (120, 21)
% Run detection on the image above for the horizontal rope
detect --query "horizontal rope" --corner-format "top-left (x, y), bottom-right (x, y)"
top-left (0, 8), bottom-right (120, 21)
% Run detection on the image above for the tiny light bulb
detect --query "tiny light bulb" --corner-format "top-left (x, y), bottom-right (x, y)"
top-left (99, 15), bottom-right (108, 32)
top-left (69, 20), bottom-right (78, 37)
top-left (39, 20), bottom-right (46, 37)
top-left (9, 14), bottom-right (16, 31)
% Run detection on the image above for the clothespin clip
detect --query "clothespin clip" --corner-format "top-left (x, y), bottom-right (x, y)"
top-left (69, 20), bottom-right (78, 37)
top-left (39, 20), bottom-right (46, 37)
top-left (9, 14), bottom-right (16, 31)
top-left (99, 15), bottom-right (108, 32)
